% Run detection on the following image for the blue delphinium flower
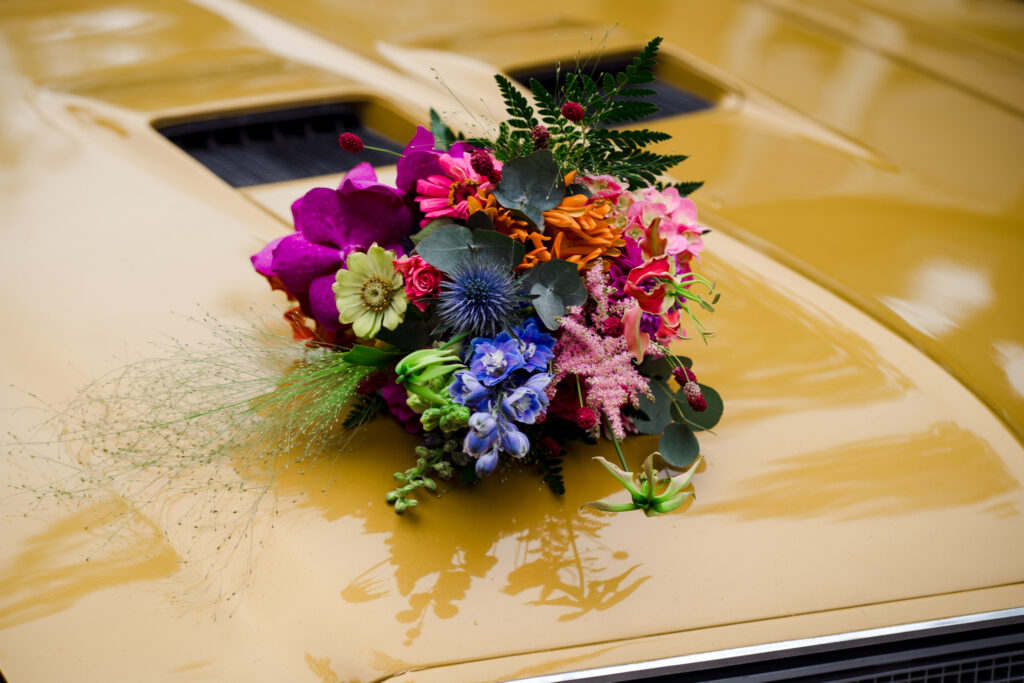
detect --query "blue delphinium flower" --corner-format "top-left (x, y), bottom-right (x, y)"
top-left (513, 318), bottom-right (557, 372)
top-left (468, 333), bottom-right (524, 386)
top-left (436, 257), bottom-right (522, 338)
top-left (500, 373), bottom-right (550, 424)
top-left (449, 327), bottom-right (553, 476)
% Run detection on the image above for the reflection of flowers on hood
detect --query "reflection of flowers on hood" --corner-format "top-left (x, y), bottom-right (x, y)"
top-left (250, 163), bottom-right (412, 336)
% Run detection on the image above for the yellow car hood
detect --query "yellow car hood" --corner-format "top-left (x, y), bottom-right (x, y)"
top-left (1, 1), bottom-right (1022, 682)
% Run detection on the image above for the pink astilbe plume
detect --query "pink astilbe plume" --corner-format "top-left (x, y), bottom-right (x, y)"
top-left (551, 264), bottom-right (652, 440)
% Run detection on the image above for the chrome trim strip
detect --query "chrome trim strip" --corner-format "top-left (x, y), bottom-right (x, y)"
top-left (504, 606), bottom-right (1024, 683)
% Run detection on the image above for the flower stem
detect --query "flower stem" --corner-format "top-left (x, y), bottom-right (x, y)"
top-left (364, 145), bottom-right (404, 158)
top-left (603, 412), bottom-right (629, 471)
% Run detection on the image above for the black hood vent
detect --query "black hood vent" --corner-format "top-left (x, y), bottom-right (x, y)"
top-left (157, 103), bottom-right (405, 187)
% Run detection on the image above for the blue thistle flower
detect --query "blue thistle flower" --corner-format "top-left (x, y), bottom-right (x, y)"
top-left (436, 257), bottom-right (522, 338)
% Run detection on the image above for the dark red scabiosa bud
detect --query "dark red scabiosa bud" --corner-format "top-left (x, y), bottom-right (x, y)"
top-left (602, 316), bottom-right (624, 336)
top-left (683, 381), bottom-right (707, 412)
top-left (470, 149), bottom-right (494, 176)
top-left (575, 406), bottom-right (598, 430)
top-left (561, 101), bottom-right (585, 123)
top-left (530, 124), bottom-right (550, 150)
top-left (470, 149), bottom-right (502, 185)
top-left (338, 132), bottom-right (364, 153)
top-left (672, 366), bottom-right (697, 385)
top-left (537, 436), bottom-right (561, 457)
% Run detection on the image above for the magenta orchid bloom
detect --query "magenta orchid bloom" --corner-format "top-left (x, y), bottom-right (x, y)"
top-left (251, 163), bottom-right (412, 339)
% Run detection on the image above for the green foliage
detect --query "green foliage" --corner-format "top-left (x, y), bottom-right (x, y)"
top-left (519, 258), bottom-right (588, 330)
top-left (342, 393), bottom-right (384, 430)
top-left (415, 224), bottom-right (525, 273)
top-left (386, 441), bottom-right (457, 514)
top-left (341, 344), bottom-right (403, 367)
top-left (430, 108), bottom-right (462, 151)
top-left (491, 150), bottom-right (565, 228)
top-left (676, 384), bottom-right (723, 432)
top-left (476, 36), bottom-right (699, 191)
top-left (658, 423), bottom-right (700, 468)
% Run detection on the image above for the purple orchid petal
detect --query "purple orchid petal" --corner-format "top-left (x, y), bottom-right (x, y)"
top-left (250, 235), bottom-right (285, 278)
top-left (336, 185), bottom-right (412, 249)
top-left (271, 233), bottom-right (342, 294)
top-left (337, 162), bottom-right (379, 192)
top-left (307, 274), bottom-right (341, 331)
top-left (291, 187), bottom-right (346, 248)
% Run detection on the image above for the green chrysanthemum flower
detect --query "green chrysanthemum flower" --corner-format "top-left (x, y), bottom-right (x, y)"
top-left (333, 244), bottom-right (408, 340)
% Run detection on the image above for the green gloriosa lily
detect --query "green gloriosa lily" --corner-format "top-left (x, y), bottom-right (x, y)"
top-left (582, 453), bottom-right (702, 516)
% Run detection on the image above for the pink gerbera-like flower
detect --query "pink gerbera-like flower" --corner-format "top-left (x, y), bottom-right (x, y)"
top-left (415, 153), bottom-right (501, 224)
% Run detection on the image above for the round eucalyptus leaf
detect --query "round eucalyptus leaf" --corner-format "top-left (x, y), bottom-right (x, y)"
top-left (659, 423), bottom-right (700, 468)
top-left (676, 384), bottom-right (723, 432)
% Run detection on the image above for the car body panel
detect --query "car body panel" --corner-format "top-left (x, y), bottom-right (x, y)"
top-left (1, 1), bottom-right (1022, 681)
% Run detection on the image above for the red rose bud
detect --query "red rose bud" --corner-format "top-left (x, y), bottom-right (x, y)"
top-left (561, 101), bottom-right (585, 123)
top-left (575, 406), bottom-right (598, 430)
top-left (683, 381), bottom-right (707, 412)
top-left (530, 125), bottom-right (550, 150)
top-left (338, 132), bottom-right (364, 153)
top-left (672, 366), bottom-right (697, 385)
top-left (602, 316), bottom-right (624, 336)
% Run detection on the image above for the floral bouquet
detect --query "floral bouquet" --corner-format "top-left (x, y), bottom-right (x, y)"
top-left (250, 37), bottom-right (722, 516)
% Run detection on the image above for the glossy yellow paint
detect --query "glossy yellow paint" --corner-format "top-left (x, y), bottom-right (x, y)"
top-left (1, 1), bottom-right (1022, 682)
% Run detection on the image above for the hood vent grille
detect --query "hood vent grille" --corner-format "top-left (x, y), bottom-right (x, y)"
top-left (511, 55), bottom-right (714, 122)
top-left (157, 103), bottom-right (404, 187)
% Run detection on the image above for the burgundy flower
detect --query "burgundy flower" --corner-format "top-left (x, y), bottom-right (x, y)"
top-left (672, 366), bottom-right (697, 385)
top-left (575, 406), bottom-right (598, 430)
top-left (561, 101), bottom-right (585, 123)
top-left (683, 381), bottom-right (706, 412)
top-left (337, 132), bottom-right (364, 153)
top-left (530, 125), bottom-right (550, 150)
top-left (251, 163), bottom-right (412, 338)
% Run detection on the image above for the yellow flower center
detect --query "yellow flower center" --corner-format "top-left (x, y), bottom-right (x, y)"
top-left (360, 276), bottom-right (394, 312)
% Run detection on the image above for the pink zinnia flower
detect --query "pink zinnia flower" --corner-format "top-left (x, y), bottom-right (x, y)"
top-left (415, 153), bottom-right (500, 225)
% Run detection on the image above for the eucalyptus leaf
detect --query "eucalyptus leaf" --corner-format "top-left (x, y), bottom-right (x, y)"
top-left (637, 357), bottom-right (672, 381)
top-left (633, 380), bottom-right (672, 434)
top-left (493, 150), bottom-right (564, 230)
top-left (659, 423), bottom-right (700, 468)
top-left (521, 259), bottom-right (587, 329)
top-left (410, 218), bottom-right (454, 246)
top-left (342, 345), bottom-right (403, 367)
top-left (471, 229), bottom-right (524, 271)
top-left (467, 210), bottom-right (495, 231)
top-left (675, 384), bottom-right (723, 432)
top-left (415, 224), bottom-right (473, 273)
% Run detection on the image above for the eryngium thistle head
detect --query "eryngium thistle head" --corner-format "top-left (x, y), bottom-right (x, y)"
top-left (437, 257), bottom-right (522, 337)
